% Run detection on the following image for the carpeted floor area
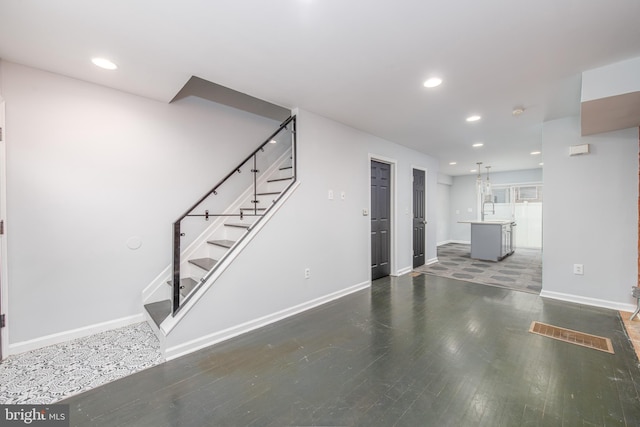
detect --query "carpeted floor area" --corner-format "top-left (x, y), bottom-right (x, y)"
top-left (415, 242), bottom-right (542, 294)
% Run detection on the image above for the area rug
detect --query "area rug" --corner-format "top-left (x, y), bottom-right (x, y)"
top-left (414, 242), bottom-right (542, 294)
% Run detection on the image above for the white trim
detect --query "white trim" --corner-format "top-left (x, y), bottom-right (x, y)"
top-left (165, 281), bottom-right (371, 361)
top-left (161, 181), bottom-right (301, 335)
top-left (141, 150), bottom-right (292, 304)
top-left (0, 98), bottom-right (8, 361)
top-left (8, 313), bottom-right (145, 356)
top-left (540, 290), bottom-right (636, 313)
top-left (395, 266), bottom-right (412, 276)
top-left (437, 240), bottom-right (453, 246)
top-left (425, 257), bottom-right (438, 265)
top-left (368, 154), bottom-right (397, 279)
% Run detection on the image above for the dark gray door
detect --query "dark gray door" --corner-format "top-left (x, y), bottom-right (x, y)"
top-left (413, 169), bottom-right (426, 268)
top-left (371, 160), bottom-right (390, 280)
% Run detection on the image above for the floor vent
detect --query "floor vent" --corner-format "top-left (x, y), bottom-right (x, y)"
top-left (529, 321), bottom-right (614, 354)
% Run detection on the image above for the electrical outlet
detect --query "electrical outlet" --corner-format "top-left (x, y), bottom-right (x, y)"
top-left (328, 190), bottom-right (334, 200)
top-left (340, 191), bottom-right (346, 200)
top-left (304, 268), bottom-right (311, 279)
top-left (573, 264), bottom-right (584, 275)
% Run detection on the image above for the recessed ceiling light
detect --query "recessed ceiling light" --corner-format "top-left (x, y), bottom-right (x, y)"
top-left (423, 77), bottom-right (443, 88)
top-left (539, 162), bottom-right (544, 166)
top-left (472, 143), bottom-right (484, 148)
top-left (91, 57), bottom-right (117, 70)
top-left (530, 151), bottom-right (541, 155)
top-left (470, 169), bottom-right (477, 173)
top-left (449, 161), bottom-right (457, 165)
top-left (466, 115), bottom-right (481, 122)
top-left (269, 139), bottom-right (277, 144)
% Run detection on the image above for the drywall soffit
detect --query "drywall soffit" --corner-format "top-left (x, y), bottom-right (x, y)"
top-left (170, 76), bottom-right (291, 122)
top-left (581, 91), bottom-right (640, 136)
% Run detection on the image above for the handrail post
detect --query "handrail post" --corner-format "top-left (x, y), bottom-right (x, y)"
top-left (253, 153), bottom-right (257, 216)
top-left (172, 221), bottom-right (181, 314)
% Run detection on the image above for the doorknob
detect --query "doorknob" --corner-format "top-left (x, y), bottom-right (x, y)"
top-left (422, 220), bottom-right (427, 225)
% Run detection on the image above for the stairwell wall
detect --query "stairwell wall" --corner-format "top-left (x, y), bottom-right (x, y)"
top-left (0, 61), bottom-right (282, 351)
top-left (163, 109), bottom-right (439, 358)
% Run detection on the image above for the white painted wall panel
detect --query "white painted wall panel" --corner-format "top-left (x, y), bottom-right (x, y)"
top-left (542, 116), bottom-right (637, 307)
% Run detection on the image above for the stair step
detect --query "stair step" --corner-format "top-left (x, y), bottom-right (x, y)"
top-left (267, 177), bottom-right (293, 183)
top-left (207, 239), bottom-right (236, 248)
top-left (144, 300), bottom-right (171, 328)
top-left (166, 277), bottom-right (198, 297)
top-left (188, 257), bottom-right (218, 271)
top-left (240, 207), bottom-right (266, 212)
top-left (225, 222), bottom-right (251, 229)
top-left (279, 166), bottom-right (292, 170)
top-left (256, 191), bottom-right (280, 196)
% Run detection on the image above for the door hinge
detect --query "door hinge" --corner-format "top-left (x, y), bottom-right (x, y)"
top-left (0, 220), bottom-right (4, 235)
top-left (0, 314), bottom-right (5, 328)
top-left (0, 127), bottom-right (3, 142)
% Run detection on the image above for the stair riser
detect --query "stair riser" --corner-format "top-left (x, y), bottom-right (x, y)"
top-left (264, 179), bottom-right (292, 193)
top-left (207, 243), bottom-right (231, 260)
top-left (223, 225), bottom-right (250, 241)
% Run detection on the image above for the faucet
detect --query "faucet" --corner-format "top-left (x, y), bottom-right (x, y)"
top-left (481, 197), bottom-right (495, 221)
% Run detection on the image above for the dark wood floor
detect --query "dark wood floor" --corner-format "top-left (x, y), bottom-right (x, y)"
top-left (62, 274), bottom-right (640, 426)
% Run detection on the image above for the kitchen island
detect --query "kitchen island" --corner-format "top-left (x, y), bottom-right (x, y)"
top-left (459, 220), bottom-right (516, 262)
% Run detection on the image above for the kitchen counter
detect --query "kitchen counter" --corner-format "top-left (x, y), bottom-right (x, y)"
top-left (459, 220), bottom-right (516, 261)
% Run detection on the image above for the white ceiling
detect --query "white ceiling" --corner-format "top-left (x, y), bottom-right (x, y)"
top-left (1, 0), bottom-right (639, 176)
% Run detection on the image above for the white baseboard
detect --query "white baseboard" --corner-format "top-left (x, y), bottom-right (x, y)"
top-left (9, 313), bottom-right (145, 356)
top-left (437, 240), bottom-right (452, 246)
top-left (395, 266), bottom-right (413, 276)
top-left (425, 257), bottom-right (438, 266)
top-left (449, 240), bottom-right (470, 245)
top-left (539, 290), bottom-right (636, 313)
top-left (165, 281), bottom-right (371, 361)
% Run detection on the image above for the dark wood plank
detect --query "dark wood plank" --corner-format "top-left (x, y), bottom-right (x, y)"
top-left (63, 274), bottom-right (640, 427)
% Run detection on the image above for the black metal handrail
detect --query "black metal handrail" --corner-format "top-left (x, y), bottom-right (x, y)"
top-left (171, 116), bottom-right (296, 315)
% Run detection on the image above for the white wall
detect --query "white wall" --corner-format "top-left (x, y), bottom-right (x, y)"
top-left (436, 173), bottom-right (452, 246)
top-left (541, 116), bottom-right (638, 310)
top-left (0, 61), bottom-right (281, 346)
top-left (0, 61), bottom-right (440, 353)
top-left (448, 169), bottom-right (543, 243)
top-left (164, 109), bottom-right (440, 355)
top-left (581, 56), bottom-right (640, 102)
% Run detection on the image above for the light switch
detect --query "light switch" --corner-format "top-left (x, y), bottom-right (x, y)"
top-left (362, 208), bottom-right (369, 216)
top-left (328, 190), bottom-right (334, 200)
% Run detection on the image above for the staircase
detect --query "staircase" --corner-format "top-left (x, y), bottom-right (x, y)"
top-left (142, 116), bottom-right (297, 337)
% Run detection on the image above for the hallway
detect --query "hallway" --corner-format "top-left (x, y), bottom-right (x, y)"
top-left (62, 274), bottom-right (640, 426)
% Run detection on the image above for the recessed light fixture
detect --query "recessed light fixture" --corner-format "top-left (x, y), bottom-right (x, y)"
top-left (530, 151), bottom-right (541, 155)
top-left (423, 77), bottom-right (443, 88)
top-left (470, 169), bottom-right (477, 173)
top-left (472, 142), bottom-right (484, 148)
top-left (269, 139), bottom-right (277, 144)
top-left (512, 107), bottom-right (525, 116)
top-left (466, 115), bottom-right (481, 122)
top-left (91, 57), bottom-right (117, 70)
top-left (539, 162), bottom-right (544, 166)
top-left (449, 161), bottom-right (457, 165)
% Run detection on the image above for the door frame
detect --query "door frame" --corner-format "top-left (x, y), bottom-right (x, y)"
top-left (412, 166), bottom-right (427, 268)
top-left (0, 98), bottom-right (7, 360)
top-left (369, 154), bottom-right (396, 278)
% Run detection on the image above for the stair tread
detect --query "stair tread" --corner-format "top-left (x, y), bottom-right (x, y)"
top-left (225, 222), bottom-right (252, 229)
top-left (188, 257), bottom-right (218, 271)
top-left (256, 191), bottom-right (280, 196)
top-left (267, 177), bottom-right (293, 183)
top-left (166, 277), bottom-right (198, 297)
top-left (207, 239), bottom-right (236, 248)
top-left (240, 207), bottom-right (267, 211)
top-left (279, 166), bottom-right (292, 170)
top-left (144, 300), bottom-right (171, 328)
